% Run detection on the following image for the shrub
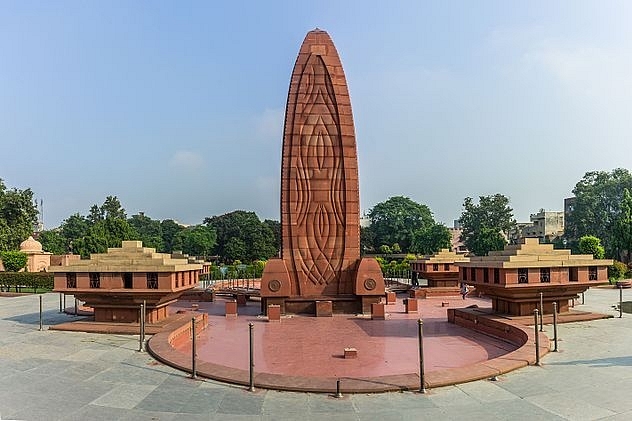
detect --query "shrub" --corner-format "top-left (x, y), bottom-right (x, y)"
top-left (578, 235), bottom-right (605, 259)
top-left (0, 272), bottom-right (54, 293)
top-left (0, 251), bottom-right (27, 272)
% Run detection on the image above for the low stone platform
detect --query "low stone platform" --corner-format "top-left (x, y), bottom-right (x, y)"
top-left (50, 308), bottom-right (202, 335)
top-left (146, 295), bottom-right (542, 393)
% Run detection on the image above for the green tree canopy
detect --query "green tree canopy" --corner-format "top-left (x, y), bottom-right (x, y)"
top-left (360, 225), bottom-right (376, 254)
top-left (129, 213), bottom-right (163, 251)
top-left (38, 230), bottom-right (66, 255)
top-left (458, 194), bottom-right (516, 256)
top-left (205, 211), bottom-right (277, 262)
top-left (367, 196), bottom-right (434, 253)
top-left (0, 251), bottom-right (28, 272)
top-left (58, 196), bottom-right (138, 258)
top-left (566, 169), bottom-right (632, 258)
top-left (410, 223), bottom-right (452, 255)
top-left (160, 219), bottom-right (185, 253)
top-left (263, 219), bottom-right (281, 255)
top-left (613, 188), bottom-right (632, 263)
top-left (579, 235), bottom-right (605, 259)
top-left (0, 179), bottom-right (38, 251)
top-left (172, 224), bottom-right (217, 258)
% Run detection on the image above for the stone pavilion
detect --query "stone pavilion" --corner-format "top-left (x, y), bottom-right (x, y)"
top-left (410, 249), bottom-right (470, 288)
top-left (457, 238), bottom-right (613, 315)
top-left (51, 241), bottom-right (202, 323)
top-left (19, 236), bottom-right (52, 272)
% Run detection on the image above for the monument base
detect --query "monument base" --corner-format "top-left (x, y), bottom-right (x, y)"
top-left (475, 284), bottom-right (589, 316)
top-left (72, 291), bottom-right (183, 323)
top-left (260, 257), bottom-right (385, 316)
top-left (262, 295), bottom-right (383, 316)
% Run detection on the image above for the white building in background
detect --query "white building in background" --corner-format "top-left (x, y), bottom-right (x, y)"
top-left (519, 209), bottom-right (564, 242)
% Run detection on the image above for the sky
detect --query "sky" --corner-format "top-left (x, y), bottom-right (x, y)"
top-left (2, 1), bottom-right (632, 229)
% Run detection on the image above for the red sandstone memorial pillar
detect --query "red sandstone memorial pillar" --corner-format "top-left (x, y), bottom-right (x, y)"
top-left (260, 29), bottom-right (385, 315)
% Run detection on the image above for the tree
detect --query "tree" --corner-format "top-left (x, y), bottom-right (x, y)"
top-left (160, 219), bottom-right (185, 253)
top-left (458, 194), bottom-right (516, 256)
top-left (0, 179), bottom-right (38, 251)
top-left (367, 196), bottom-right (434, 253)
top-left (411, 223), bottom-right (452, 255)
top-left (263, 219), bottom-right (281, 255)
top-left (61, 214), bottom-right (90, 248)
top-left (566, 169), bottom-right (632, 258)
top-left (172, 225), bottom-right (217, 258)
top-left (0, 251), bottom-right (27, 272)
top-left (465, 228), bottom-right (506, 257)
top-left (205, 211), bottom-right (277, 262)
top-left (579, 235), bottom-right (605, 259)
top-left (38, 230), bottom-right (67, 255)
top-left (129, 213), bottom-right (163, 251)
top-left (613, 188), bottom-right (632, 263)
top-left (101, 196), bottom-right (127, 220)
top-left (58, 197), bottom-right (137, 257)
top-left (360, 225), bottom-right (376, 254)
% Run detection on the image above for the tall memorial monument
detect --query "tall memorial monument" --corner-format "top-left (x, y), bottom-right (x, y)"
top-left (260, 29), bottom-right (384, 315)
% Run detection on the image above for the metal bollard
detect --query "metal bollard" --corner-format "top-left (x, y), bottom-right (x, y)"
top-left (335, 378), bottom-right (343, 398)
top-left (63, 294), bottom-right (66, 313)
top-left (620, 286), bottom-right (623, 318)
top-left (59, 293), bottom-right (63, 313)
top-left (39, 295), bottom-right (43, 331)
top-left (582, 292), bottom-right (585, 304)
top-left (138, 302), bottom-right (145, 352)
top-left (74, 297), bottom-right (78, 316)
top-left (539, 292), bottom-right (544, 332)
top-left (418, 319), bottom-right (426, 393)
top-left (142, 300), bottom-right (146, 347)
top-left (248, 322), bottom-right (255, 391)
top-left (191, 317), bottom-right (197, 379)
top-left (534, 309), bottom-right (541, 366)
top-left (553, 302), bottom-right (558, 352)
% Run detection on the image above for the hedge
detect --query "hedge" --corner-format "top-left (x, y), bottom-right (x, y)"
top-left (0, 272), bottom-right (54, 293)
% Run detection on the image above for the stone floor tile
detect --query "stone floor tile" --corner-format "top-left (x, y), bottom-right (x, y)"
top-left (91, 383), bottom-right (158, 409)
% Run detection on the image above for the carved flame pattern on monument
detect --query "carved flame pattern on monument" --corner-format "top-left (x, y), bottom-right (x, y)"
top-left (289, 54), bottom-right (346, 293)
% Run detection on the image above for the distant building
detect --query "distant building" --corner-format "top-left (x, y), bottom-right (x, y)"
top-left (508, 222), bottom-right (532, 244)
top-left (510, 209), bottom-right (564, 243)
top-left (449, 227), bottom-right (467, 253)
top-left (522, 210), bottom-right (564, 241)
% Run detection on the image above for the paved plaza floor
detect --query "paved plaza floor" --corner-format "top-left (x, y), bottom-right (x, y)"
top-left (1, 287), bottom-right (632, 420)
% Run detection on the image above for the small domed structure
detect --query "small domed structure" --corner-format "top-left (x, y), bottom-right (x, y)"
top-left (20, 236), bottom-right (43, 253)
top-left (18, 236), bottom-right (51, 272)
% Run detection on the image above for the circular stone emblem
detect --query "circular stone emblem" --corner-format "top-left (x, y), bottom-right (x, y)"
top-left (268, 279), bottom-right (282, 292)
top-left (364, 278), bottom-right (377, 291)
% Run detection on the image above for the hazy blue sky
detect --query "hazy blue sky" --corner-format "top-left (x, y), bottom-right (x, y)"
top-left (2, 1), bottom-right (631, 228)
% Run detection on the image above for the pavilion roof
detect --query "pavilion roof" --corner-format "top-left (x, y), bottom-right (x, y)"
top-left (413, 249), bottom-right (470, 264)
top-left (49, 241), bottom-right (203, 273)
top-left (458, 238), bottom-right (613, 269)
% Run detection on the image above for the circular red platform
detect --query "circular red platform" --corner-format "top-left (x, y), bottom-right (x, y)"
top-left (160, 294), bottom-right (517, 392)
